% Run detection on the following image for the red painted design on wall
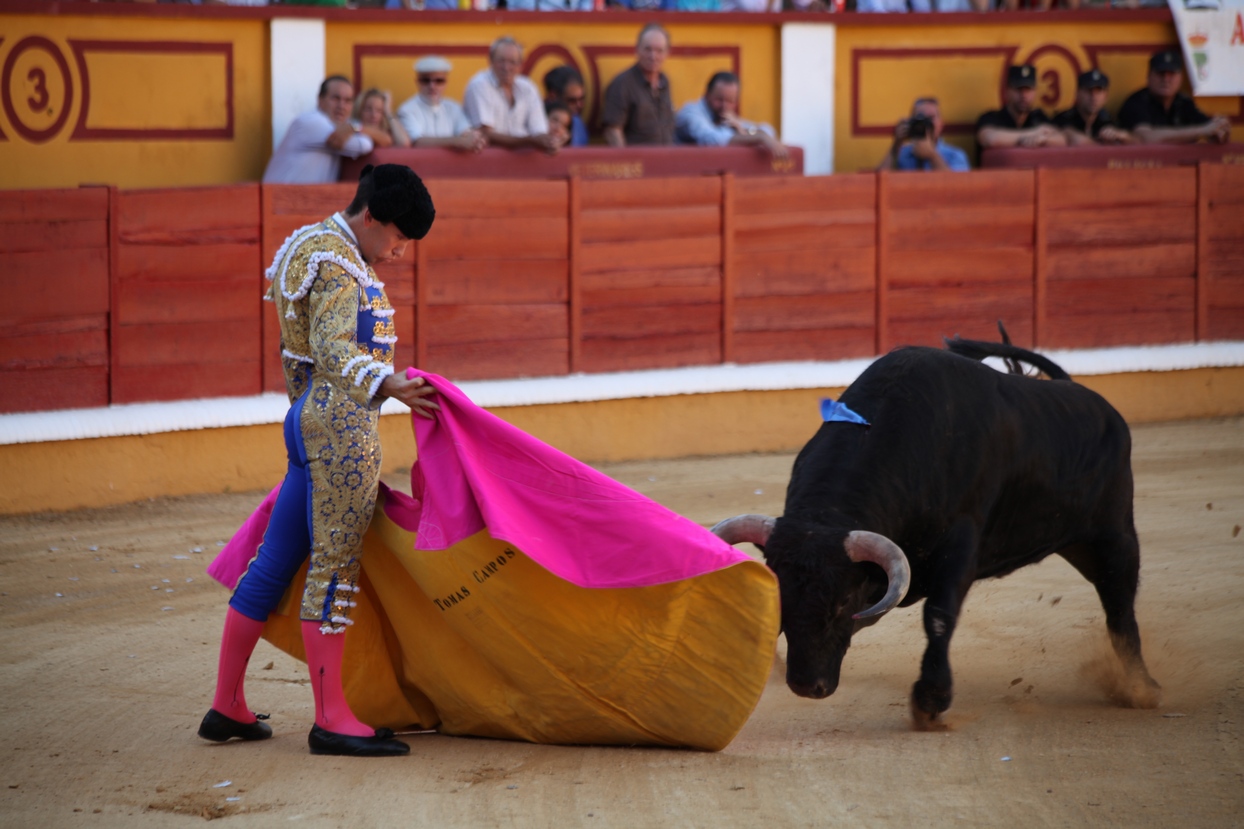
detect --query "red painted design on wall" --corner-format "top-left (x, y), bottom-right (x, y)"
top-left (1, 35), bottom-right (74, 144)
top-left (67, 39), bottom-right (234, 140)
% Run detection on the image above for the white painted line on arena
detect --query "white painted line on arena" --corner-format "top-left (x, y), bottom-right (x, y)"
top-left (2, 342), bottom-right (1241, 446)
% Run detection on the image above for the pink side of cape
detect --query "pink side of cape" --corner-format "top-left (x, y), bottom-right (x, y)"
top-left (208, 371), bottom-right (752, 591)
top-left (402, 369), bottom-right (751, 589)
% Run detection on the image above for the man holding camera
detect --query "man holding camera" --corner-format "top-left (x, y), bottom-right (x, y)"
top-left (878, 97), bottom-right (970, 172)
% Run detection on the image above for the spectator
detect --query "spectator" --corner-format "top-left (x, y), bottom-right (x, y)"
top-left (1053, 70), bottom-right (1134, 146)
top-left (353, 89), bottom-right (410, 149)
top-left (546, 102), bottom-right (573, 150)
top-left (720, 0), bottom-right (780, 10)
top-left (858, 0), bottom-right (988, 10)
top-left (463, 37), bottom-right (559, 154)
top-left (602, 24), bottom-right (675, 147)
top-left (1116, 50), bottom-right (1230, 144)
top-left (263, 76), bottom-right (373, 185)
top-left (544, 66), bottom-right (590, 147)
top-left (976, 64), bottom-right (1067, 152)
top-left (395, 57), bottom-right (487, 152)
top-left (507, 0), bottom-right (593, 8)
top-left (675, 71), bottom-right (789, 160)
top-left (878, 97), bottom-right (970, 171)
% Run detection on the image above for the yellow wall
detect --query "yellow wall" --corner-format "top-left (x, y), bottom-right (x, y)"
top-left (834, 19), bottom-right (1244, 173)
top-left (325, 20), bottom-right (780, 136)
top-left (0, 14), bottom-right (270, 188)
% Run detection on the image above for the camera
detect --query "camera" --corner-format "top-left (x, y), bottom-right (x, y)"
top-left (907, 115), bottom-right (933, 140)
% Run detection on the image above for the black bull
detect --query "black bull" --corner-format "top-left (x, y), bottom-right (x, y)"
top-left (713, 340), bottom-right (1160, 728)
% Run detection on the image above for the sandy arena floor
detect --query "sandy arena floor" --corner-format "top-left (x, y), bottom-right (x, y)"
top-left (1, 417), bottom-right (1241, 827)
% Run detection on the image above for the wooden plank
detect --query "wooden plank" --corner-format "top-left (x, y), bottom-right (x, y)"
top-left (112, 361), bottom-right (260, 404)
top-left (116, 243), bottom-right (259, 283)
top-left (736, 175), bottom-right (876, 215)
top-left (1042, 167), bottom-right (1196, 209)
top-left (568, 175), bottom-right (582, 374)
top-left (1046, 277), bottom-right (1195, 316)
top-left (583, 285), bottom-right (722, 310)
top-left (261, 298), bottom-right (285, 394)
top-left (425, 304), bottom-right (568, 345)
top-left (582, 303), bottom-right (721, 339)
top-left (424, 179), bottom-right (566, 218)
top-left (1034, 166), bottom-right (1047, 348)
top-left (2, 249), bottom-right (110, 322)
top-left (734, 292), bottom-right (875, 332)
top-left (375, 259), bottom-right (416, 306)
top-left (885, 205), bottom-right (1035, 251)
top-left (0, 187), bottom-right (109, 223)
top-left (424, 217), bottom-right (567, 260)
top-left (116, 276), bottom-right (257, 324)
top-left (1206, 272), bottom-right (1244, 305)
top-left (889, 316), bottom-right (1035, 350)
top-left (735, 248), bottom-right (875, 296)
top-left (1205, 306), bottom-right (1244, 340)
top-left (735, 215), bottom-right (876, 252)
top-left (113, 320), bottom-right (260, 366)
top-left (885, 170), bottom-right (1034, 208)
top-left (732, 327), bottom-right (876, 365)
top-left (416, 234), bottom-right (429, 370)
top-left (0, 320), bottom-right (108, 369)
top-left (1206, 199), bottom-right (1244, 241)
top-left (579, 332), bottom-right (721, 373)
top-left (581, 266), bottom-right (719, 292)
top-left (423, 260), bottom-right (568, 305)
top-left (117, 185), bottom-right (260, 236)
top-left (392, 311), bottom-right (415, 374)
top-left (884, 247), bottom-right (1034, 288)
top-left (0, 366), bottom-right (109, 414)
top-left (876, 169), bottom-right (889, 353)
top-left (424, 337), bottom-right (568, 381)
top-left (579, 204), bottom-right (720, 244)
top-left (887, 281), bottom-right (1033, 322)
top-left (1197, 162), bottom-right (1210, 341)
top-left (1042, 310), bottom-right (1194, 349)
top-left (262, 184), bottom-right (353, 218)
top-left (0, 220), bottom-right (107, 253)
top-left (722, 172), bottom-right (735, 365)
top-left (1045, 206), bottom-right (1195, 247)
top-left (1045, 243), bottom-right (1196, 282)
top-left (579, 236), bottom-right (721, 274)
top-left (1201, 163), bottom-right (1244, 205)
top-left (580, 177), bottom-right (721, 211)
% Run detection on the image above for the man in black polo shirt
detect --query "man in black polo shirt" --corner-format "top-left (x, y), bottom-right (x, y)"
top-left (1117, 50), bottom-right (1230, 144)
top-left (976, 64), bottom-right (1066, 152)
top-left (602, 23), bottom-right (676, 147)
top-left (1054, 69), bottom-right (1134, 146)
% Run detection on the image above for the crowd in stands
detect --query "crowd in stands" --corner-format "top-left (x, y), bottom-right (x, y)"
top-left (182, 0), bottom-right (1170, 10)
top-left (261, 25), bottom-right (1228, 184)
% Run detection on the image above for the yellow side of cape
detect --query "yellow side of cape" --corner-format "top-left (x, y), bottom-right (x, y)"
top-left (261, 490), bottom-right (780, 751)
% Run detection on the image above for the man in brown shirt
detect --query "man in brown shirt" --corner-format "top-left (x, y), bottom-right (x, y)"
top-left (602, 23), bottom-right (675, 147)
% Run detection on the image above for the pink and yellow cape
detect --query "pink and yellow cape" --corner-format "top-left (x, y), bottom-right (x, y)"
top-left (210, 371), bottom-right (779, 751)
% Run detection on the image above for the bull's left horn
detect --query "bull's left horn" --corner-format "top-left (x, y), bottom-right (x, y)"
top-left (711, 514), bottom-right (775, 548)
top-left (845, 531), bottom-right (911, 620)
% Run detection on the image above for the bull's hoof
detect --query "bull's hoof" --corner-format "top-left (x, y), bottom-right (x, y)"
top-left (1115, 674), bottom-right (1162, 710)
top-left (909, 698), bottom-right (950, 732)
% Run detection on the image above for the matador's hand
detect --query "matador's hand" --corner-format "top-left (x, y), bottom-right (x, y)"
top-left (380, 373), bottom-right (441, 419)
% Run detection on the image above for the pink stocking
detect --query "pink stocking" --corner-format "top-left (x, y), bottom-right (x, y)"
top-left (301, 621), bottom-right (373, 737)
top-left (210, 607), bottom-right (266, 723)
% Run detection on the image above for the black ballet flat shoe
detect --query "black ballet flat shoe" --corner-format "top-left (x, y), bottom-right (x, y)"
top-left (198, 709), bottom-right (273, 742)
top-left (307, 724), bottom-right (410, 757)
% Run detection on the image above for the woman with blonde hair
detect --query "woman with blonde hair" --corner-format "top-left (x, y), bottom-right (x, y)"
top-left (353, 88), bottom-right (411, 148)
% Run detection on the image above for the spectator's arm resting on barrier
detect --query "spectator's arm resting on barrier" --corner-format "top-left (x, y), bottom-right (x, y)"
top-left (1133, 116), bottom-right (1231, 145)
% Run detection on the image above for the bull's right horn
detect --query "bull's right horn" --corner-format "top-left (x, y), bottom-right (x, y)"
top-left (711, 514), bottom-right (775, 548)
top-left (845, 530), bottom-right (911, 621)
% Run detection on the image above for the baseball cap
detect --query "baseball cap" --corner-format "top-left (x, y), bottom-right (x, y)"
top-left (1149, 50), bottom-right (1182, 73)
top-left (414, 56), bottom-right (452, 74)
top-left (1007, 64), bottom-right (1037, 88)
top-left (1077, 69), bottom-right (1109, 90)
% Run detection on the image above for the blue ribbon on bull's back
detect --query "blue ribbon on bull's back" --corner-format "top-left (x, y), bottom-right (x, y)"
top-left (821, 398), bottom-right (870, 426)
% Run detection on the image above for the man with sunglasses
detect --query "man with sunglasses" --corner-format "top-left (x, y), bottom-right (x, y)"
top-left (396, 56), bottom-right (487, 153)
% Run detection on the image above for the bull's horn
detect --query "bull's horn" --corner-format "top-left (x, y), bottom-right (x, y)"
top-left (845, 530), bottom-right (912, 620)
top-left (711, 514), bottom-right (775, 548)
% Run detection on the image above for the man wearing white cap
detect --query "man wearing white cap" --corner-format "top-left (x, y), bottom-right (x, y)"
top-left (395, 56), bottom-right (487, 152)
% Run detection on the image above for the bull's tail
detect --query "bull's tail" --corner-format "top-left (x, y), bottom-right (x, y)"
top-left (944, 323), bottom-right (1072, 381)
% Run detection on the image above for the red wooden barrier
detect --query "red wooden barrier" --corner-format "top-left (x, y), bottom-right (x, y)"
top-left (0, 187), bottom-right (110, 414)
top-left (1200, 164), bottom-right (1244, 341)
top-left (880, 170), bottom-right (1037, 351)
top-left (982, 143), bottom-right (1244, 170)
top-left (732, 175), bottom-right (877, 364)
top-left (111, 185), bottom-right (263, 404)
top-left (1040, 167), bottom-right (1196, 349)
